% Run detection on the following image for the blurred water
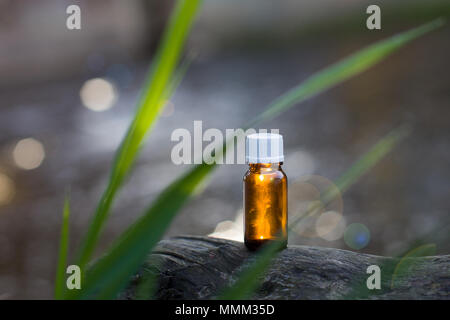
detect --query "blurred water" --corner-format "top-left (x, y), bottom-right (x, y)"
top-left (0, 31), bottom-right (449, 298)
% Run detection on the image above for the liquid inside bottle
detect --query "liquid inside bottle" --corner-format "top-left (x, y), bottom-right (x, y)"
top-left (244, 133), bottom-right (287, 251)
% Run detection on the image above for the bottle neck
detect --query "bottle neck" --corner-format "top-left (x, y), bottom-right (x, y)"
top-left (248, 162), bottom-right (282, 172)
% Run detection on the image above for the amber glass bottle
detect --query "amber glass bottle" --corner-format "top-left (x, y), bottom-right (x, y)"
top-left (244, 133), bottom-right (287, 250)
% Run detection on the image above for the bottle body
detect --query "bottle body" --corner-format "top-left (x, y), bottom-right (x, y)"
top-left (243, 163), bottom-right (287, 250)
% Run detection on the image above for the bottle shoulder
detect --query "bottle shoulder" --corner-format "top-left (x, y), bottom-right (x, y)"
top-left (243, 167), bottom-right (287, 181)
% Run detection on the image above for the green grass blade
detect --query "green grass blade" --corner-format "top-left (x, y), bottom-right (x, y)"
top-left (71, 19), bottom-right (443, 299)
top-left (134, 267), bottom-right (160, 300)
top-left (246, 18), bottom-right (445, 128)
top-left (219, 239), bottom-right (285, 300)
top-left (390, 243), bottom-right (437, 289)
top-left (54, 195), bottom-right (71, 300)
top-left (74, 163), bottom-right (214, 299)
top-left (218, 126), bottom-right (410, 299)
top-left (76, 0), bottom-right (203, 270)
top-left (321, 125), bottom-right (411, 204)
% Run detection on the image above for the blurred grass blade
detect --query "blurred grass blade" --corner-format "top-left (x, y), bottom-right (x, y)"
top-left (391, 243), bottom-right (436, 289)
top-left (134, 267), bottom-right (160, 300)
top-left (218, 126), bottom-right (410, 299)
top-left (55, 196), bottom-right (71, 300)
top-left (73, 164), bottom-right (214, 299)
top-left (76, 0), bottom-right (203, 269)
top-left (246, 18), bottom-right (445, 128)
top-left (289, 125), bottom-right (411, 228)
top-left (219, 239), bottom-right (285, 300)
top-left (322, 125), bottom-right (411, 202)
top-left (72, 19), bottom-right (442, 299)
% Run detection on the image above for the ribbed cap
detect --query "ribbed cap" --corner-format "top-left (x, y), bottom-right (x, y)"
top-left (246, 133), bottom-right (284, 164)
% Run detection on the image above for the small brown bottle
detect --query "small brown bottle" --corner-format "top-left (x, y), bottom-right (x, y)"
top-left (244, 133), bottom-right (287, 251)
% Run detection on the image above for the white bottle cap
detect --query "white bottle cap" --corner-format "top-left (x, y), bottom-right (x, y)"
top-left (246, 133), bottom-right (284, 164)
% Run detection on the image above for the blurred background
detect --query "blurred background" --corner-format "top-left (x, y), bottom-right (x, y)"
top-left (0, 0), bottom-right (449, 299)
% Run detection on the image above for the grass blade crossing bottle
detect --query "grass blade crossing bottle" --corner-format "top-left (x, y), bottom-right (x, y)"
top-left (244, 133), bottom-right (287, 250)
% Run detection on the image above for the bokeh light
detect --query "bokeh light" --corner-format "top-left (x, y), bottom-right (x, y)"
top-left (315, 210), bottom-right (346, 241)
top-left (0, 172), bottom-right (15, 206)
top-left (13, 138), bottom-right (46, 170)
top-left (209, 210), bottom-right (244, 242)
top-left (344, 223), bottom-right (371, 250)
top-left (289, 175), bottom-right (343, 239)
top-left (80, 78), bottom-right (117, 112)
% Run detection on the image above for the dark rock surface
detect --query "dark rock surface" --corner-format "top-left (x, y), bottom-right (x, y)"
top-left (123, 236), bottom-right (450, 300)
